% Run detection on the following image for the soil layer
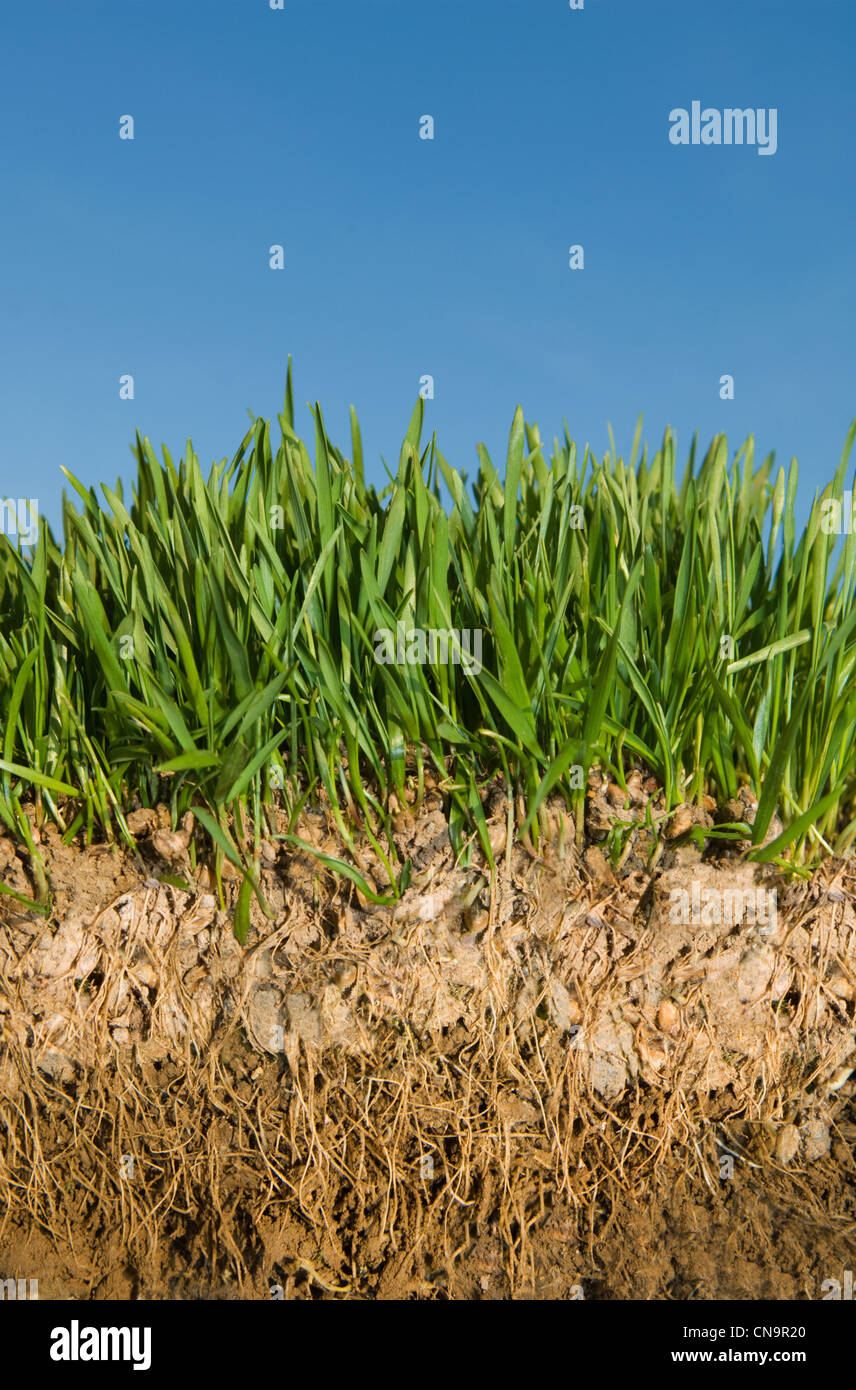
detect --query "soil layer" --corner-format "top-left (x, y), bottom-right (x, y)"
top-left (1, 787), bottom-right (855, 1299)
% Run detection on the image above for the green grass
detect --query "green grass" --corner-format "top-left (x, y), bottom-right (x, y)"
top-left (2, 357), bottom-right (856, 905)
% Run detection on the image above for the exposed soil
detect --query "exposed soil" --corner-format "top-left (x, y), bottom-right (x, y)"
top-left (1, 778), bottom-right (855, 1299)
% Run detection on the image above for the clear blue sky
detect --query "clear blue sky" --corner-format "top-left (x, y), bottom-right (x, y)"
top-left (1, 0), bottom-right (854, 534)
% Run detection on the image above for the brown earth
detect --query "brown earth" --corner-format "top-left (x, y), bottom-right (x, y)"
top-left (0, 778), bottom-right (855, 1299)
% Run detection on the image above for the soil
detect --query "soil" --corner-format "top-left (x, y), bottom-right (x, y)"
top-left (1, 776), bottom-right (854, 1299)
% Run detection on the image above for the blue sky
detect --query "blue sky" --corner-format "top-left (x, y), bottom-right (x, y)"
top-left (1, 0), bottom-right (854, 534)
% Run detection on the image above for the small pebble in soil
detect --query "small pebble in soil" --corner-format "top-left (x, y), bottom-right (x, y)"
top-left (774, 1123), bottom-right (800, 1166)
